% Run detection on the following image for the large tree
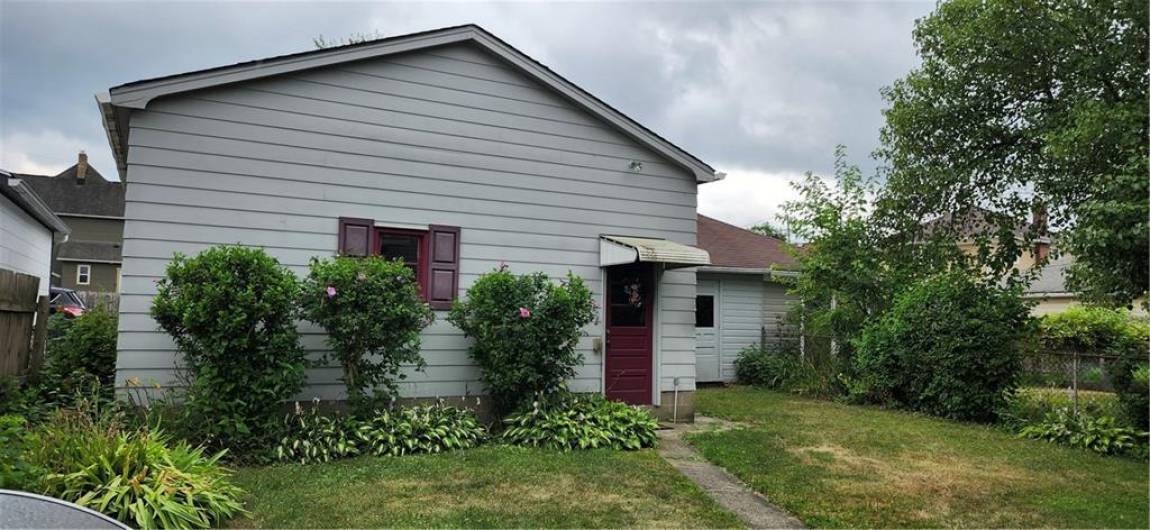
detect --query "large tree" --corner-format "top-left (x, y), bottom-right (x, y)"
top-left (877, 0), bottom-right (1148, 308)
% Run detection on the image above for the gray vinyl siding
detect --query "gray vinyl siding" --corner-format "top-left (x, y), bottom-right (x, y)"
top-left (696, 272), bottom-right (797, 382)
top-left (115, 42), bottom-right (697, 401)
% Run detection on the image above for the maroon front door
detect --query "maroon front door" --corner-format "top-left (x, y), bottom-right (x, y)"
top-left (604, 263), bottom-right (654, 405)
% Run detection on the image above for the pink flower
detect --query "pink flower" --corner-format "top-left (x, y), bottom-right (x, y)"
top-left (518, 307), bottom-right (531, 318)
top-left (325, 286), bottom-right (337, 298)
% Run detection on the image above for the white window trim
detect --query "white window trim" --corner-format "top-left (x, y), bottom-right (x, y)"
top-left (76, 264), bottom-right (91, 285)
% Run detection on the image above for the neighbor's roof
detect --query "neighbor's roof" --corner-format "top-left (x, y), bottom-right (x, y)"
top-left (1026, 254), bottom-right (1073, 296)
top-left (697, 214), bottom-right (797, 271)
top-left (97, 24), bottom-right (719, 183)
top-left (921, 207), bottom-right (1049, 243)
top-left (16, 163), bottom-right (124, 218)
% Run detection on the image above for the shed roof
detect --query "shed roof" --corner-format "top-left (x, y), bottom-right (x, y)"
top-left (697, 214), bottom-right (796, 271)
top-left (98, 24), bottom-right (719, 184)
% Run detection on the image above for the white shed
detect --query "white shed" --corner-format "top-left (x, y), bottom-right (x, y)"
top-left (0, 173), bottom-right (70, 296)
top-left (694, 215), bottom-right (798, 383)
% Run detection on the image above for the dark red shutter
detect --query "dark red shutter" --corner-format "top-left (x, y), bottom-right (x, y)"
top-left (426, 225), bottom-right (460, 310)
top-left (338, 217), bottom-right (374, 257)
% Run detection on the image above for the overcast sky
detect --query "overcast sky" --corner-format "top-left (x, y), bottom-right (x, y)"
top-left (0, 1), bottom-right (932, 228)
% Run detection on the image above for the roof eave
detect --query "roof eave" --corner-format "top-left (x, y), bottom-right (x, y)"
top-left (102, 25), bottom-right (716, 183)
top-left (96, 92), bottom-right (130, 180)
top-left (0, 176), bottom-right (72, 234)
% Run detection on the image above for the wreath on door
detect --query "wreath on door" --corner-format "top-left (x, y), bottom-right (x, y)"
top-left (622, 278), bottom-right (643, 308)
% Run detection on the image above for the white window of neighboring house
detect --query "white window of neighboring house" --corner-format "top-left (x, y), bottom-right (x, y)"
top-left (76, 264), bottom-right (91, 285)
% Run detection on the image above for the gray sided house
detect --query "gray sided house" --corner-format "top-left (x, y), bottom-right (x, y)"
top-left (694, 215), bottom-right (798, 383)
top-left (99, 25), bottom-right (722, 419)
top-left (17, 153), bottom-right (125, 296)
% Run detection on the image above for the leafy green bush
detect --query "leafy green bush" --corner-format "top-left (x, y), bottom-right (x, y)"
top-left (1019, 408), bottom-right (1147, 457)
top-left (275, 401), bottom-right (486, 464)
top-left (40, 308), bottom-right (118, 404)
top-left (151, 246), bottom-right (309, 454)
top-left (735, 344), bottom-right (804, 389)
top-left (26, 409), bottom-right (245, 529)
top-left (301, 256), bottom-right (434, 414)
top-left (447, 267), bottom-right (597, 414)
top-left (502, 395), bottom-right (658, 451)
top-left (854, 272), bottom-right (1031, 422)
top-left (0, 415), bottom-right (43, 490)
top-left (1038, 307), bottom-right (1149, 431)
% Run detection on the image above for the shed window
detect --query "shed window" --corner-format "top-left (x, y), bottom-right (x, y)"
top-left (695, 295), bottom-right (714, 328)
top-left (337, 218), bottom-right (460, 310)
top-left (76, 264), bottom-right (91, 286)
top-left (377, 228), bottom-right (427, 294)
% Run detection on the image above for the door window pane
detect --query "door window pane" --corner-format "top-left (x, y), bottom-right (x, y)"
top-left (609, 271), bottom-right (647, 327)
top-left (696, 295), bottom-right (714, 328)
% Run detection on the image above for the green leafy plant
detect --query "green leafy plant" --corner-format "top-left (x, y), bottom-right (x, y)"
top-left (360, 402), bottom-right (487, 457)
top-left (0, 415), bottom-right (43, 490)
top-left (1019, 408), bottom-right (1147, 457)
top-left (151, 245), bottom-right (309, 454)
top-left (301, 256), bottom-right (434, 415)
top-left (502, 395), bottom-right (658, 451)
top-left (274, 403), bottom-right (363, 464)
top-left (853, 272), bottom-right (1032, 422)
top-left (26, 408), bottom-right (245, 529)
top-left (1039, 307), bottom-right (1150, 431)
top-left (447, 266), bottom-right (597, 414)
top-left (274, 401), bottom-right (486, 464)
top-left (1000, 387), bottom-right (1125, 431)
top-left (735, 344), bottom-right (804, 390)
top-left (39, 308), bottom-right (119, 405)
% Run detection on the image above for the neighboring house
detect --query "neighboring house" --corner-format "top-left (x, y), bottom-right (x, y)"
top-left (97, 25), bottom-right (724, 419)
top-left (0, 172), bottom-right (71, 297)
top-left (1025, 254), bottom-right (1078, 315)
top-left (694, 215), bottom-right (798, 383)
top-left (16, 153), bottom-right (125, 296)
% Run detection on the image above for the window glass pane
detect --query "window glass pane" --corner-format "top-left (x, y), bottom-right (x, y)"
top-left (695, 295), bottom-right (715, 328)
top-left (608, 271), bottom-right (647, 327)
top-left (380, 234), bottom-right (420, 264)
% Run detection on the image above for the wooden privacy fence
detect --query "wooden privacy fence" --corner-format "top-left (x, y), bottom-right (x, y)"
top-left (0, 268), bottom-right (50, 378)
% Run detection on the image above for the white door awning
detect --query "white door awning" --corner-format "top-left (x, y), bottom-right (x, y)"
top-left (600, 235), bottom-right (711, 268)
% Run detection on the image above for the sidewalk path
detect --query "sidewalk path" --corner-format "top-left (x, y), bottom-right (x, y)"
top-left (657, 417), bottom-right (806, 529)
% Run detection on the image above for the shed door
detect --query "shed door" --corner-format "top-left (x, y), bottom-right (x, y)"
top-left (695, 279), bottom-right (720, 382)
top-left (604, 263), bottom-right (654, 405)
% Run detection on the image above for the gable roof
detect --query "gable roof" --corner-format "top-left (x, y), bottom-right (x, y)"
top-left (97, 24), bottom-right (719, 183)
top-left (697, 214), bottom-right (796, 271)
top-left (15, 162), bottom-right (125, 218)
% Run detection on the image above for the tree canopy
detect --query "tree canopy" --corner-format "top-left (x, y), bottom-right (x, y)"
top-left (877, 0), bottom-right (1148, 308)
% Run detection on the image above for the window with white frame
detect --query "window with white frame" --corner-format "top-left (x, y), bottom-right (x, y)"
top-left (76, 264), bottom-right (91, 285)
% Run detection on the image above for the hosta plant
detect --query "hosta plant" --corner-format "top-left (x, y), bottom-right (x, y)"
top-left (1019, 408), bottom-right (1147, 457)
top-left (362, 403), bottom-right (487, 456)
top-left (275, 401), bottom-right (487, 464)
top-left (502, 394), bottom-right (659, 451)
top-left (274, 403), bottom-right (365, 464)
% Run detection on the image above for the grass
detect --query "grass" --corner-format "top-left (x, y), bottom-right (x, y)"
top-left (689, 386), bottom-right (1149, 529)
top-left (227, 445), bottom-right (741, 528)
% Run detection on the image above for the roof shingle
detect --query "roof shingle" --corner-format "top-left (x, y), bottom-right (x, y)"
top-left (697, 214), bottom-right (796, 270)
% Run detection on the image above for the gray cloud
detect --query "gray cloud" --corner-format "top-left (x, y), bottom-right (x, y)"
top-left (0, 1), bottom-right (930, 228)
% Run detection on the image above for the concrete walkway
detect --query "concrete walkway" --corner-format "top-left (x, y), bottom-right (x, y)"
top-left (657, 417), bottom-right (805, 529)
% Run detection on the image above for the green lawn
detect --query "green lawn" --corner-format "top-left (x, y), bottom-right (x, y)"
top-left (690, 386), bottom-right (1149, 529)
top-left (227, 445), bottom-right (741, 528)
